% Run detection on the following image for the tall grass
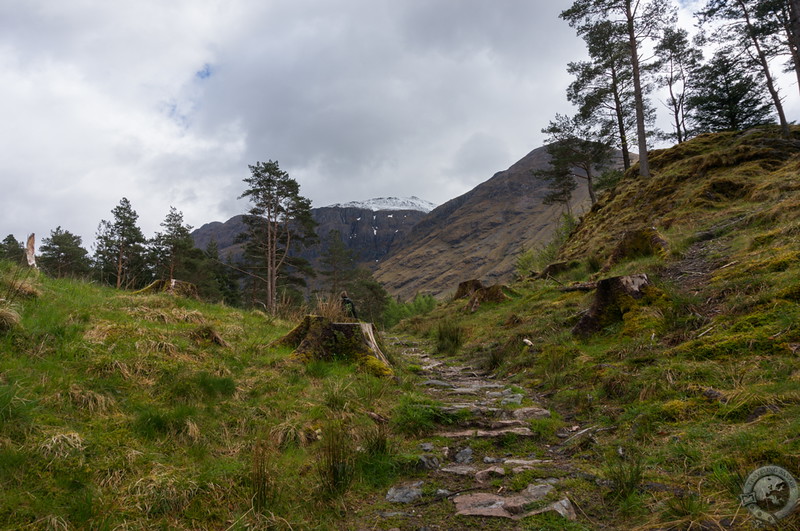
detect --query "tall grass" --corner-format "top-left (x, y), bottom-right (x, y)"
top-left (435, 319), bottom-right (464, 355)
top-left (316, 422), bottom-right (356, 498)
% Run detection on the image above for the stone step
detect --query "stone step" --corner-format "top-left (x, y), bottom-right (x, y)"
top-left (436, 427), bottom-right (535, 439)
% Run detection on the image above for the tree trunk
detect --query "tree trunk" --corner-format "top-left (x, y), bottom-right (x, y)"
top-left (610, 63), bottom-right (632, 170)
top-left (738, 0), bottom-right (791, 138)
top-left (625, 0), bottom-right (651, 178)
top-left (789, 0), bottom-right (800, 95)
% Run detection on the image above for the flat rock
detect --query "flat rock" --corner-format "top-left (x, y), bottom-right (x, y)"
top-left (386, 481), bottom-right (424, 503)
top-left (440, 465), bottom-right (477, 476)
top-left (453, 484), bottom-right (575, 521)
top-left (423, 379), bottom-right (453, 388)
top-left (504, 459), bottom-right (552, 467)
top-left (512, 407), bottom-right (551, 420)
top-left (437, 427), bottom-right (534, 439)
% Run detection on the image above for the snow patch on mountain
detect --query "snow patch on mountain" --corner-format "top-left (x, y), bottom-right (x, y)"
top-left (326, 196), bottom-right (437, 213)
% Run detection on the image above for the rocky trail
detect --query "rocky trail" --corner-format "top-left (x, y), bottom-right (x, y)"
top-left (354, 337), bottom-right (594, 530)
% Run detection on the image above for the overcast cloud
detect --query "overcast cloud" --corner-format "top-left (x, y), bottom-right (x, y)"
top-left (0, 0), bottom-right (797, 250)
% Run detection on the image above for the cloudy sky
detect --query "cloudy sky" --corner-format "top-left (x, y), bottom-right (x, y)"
top-left (0, 0), bottom-right (797, 250)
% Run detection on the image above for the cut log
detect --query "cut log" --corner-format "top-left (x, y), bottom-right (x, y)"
top-left (572, 274), bottom-right (654, 338)
top-left (271, 316), bottom-right (393, 377)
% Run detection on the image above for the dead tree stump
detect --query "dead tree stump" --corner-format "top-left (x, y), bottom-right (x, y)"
top-left (272, 316), bottom-right (393, 377)
top-left (572, 274), bottom-right (654, 338)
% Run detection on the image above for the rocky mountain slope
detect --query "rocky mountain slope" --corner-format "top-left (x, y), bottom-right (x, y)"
top-left (374, 145), bottom-right (626, 300)
top-left (191, 199), bottom-right (431, 270)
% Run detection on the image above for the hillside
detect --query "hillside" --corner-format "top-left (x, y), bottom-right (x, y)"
top-left (0, 267), bottom-right (417, 529)
top-left (387, 126), bottom-right (800, 528)
top-left (374, 145), bottom-right (627, 300)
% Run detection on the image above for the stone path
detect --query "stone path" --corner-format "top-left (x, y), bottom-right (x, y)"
top-left (367, 337), bottom-right (585, 530)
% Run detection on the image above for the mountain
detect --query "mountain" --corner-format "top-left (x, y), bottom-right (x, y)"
top-left (190, 198), bottom-right (432, 271)
top-left (374, 145), bottom-right (628, 300)
top-left (326, 196), bottom-right (437, 213)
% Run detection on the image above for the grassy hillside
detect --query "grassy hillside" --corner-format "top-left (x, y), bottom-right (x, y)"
top-left (0, 265), bottom-right (421, 529)
top-left (395, 126), bottom-right (800, 528)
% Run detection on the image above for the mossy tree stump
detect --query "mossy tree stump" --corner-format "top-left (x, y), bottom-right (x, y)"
top-left (572, 274), bottom-right (657, 337)
top-left (272, 316), bottom-right (393, 377)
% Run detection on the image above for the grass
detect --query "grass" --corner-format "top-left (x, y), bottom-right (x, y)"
top-left (385, 127), bottom-right (800, 528)
top-left (0, 265), bottom-right (411, 529)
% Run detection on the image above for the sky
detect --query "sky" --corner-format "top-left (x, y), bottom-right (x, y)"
top-left (0, 0), bottom-right (797, 251)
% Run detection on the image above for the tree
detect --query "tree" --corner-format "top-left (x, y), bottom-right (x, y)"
top-left (0, 235), bottom-right (25, 264)
top-left (203, 240), bottom-right (241, 307)
top-left (150, 207), bottom-right (196, 283)
top-left (319, 230), bottom-right (358, 296)
top-left (654, 27), bottom-right (703, 143)
top-left (686, 48), bottom-right (775, 132)
top-left (93, 197), bottom-right (149, 289)
top-left (567, 20), bottom-right (640, 170)
top-left (535, 114), bottom-right (615, 208)
top-left (38, 227), bottom-right (91, 278)
top-left (562, 0), bottom-right (677, 178)
top-left (699, 0), bottom-right (791, 137)
top-left (238, 160), bottom-right (317, 313)
top-left (346, 268), bottom-right (390, 327)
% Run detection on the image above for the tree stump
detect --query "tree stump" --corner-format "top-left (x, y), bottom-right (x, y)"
top-left (602, 227), bottom-right (669, 272)
top-left (132, 279), bottom-right (199, 298)
top-left (454, 279), bottom-right (485, 300)
top-left (467, 284), bottom-right (510, 313)
top-left (271, 316), bottom-right (393, 377)
top-left (572, 274), bottom-right (654, 337)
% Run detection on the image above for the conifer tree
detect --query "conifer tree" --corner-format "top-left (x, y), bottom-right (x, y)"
top-left (38, 227), bottom-right (91, 278)
top-left (686, 49), bottom-right (775, 132)
top-left (0, 235), bottom-right (25, 264)
top-left (319, 230), bottom-right (358, 296)
top-left (699, 0), bottom-right (791, 137)
top-left (150, 207), bottom-right (196, 283)
top-left (535, 114), bottom-right (615, 208)
top-left (654, 27), bottom-right (702, 143)
top-left (238, 160), bottom-right (317, 313)
top-left (562, 0), bottom-right (676, 178)
top-left (93, 197), bottom-right (149, 289)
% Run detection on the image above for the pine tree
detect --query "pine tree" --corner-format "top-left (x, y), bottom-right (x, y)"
top-left (238, 160), bottom-right (317, 313)
top-left (38, 227), bottom-right (91, 278)
top-left (535, 114), bottom-right (615, 208)
top-left (686, 49), bottom-right (775, 132)
top-left (562, 0), bottom-right (676, 178)
top-left (0, 235), bottom-right (25, 264)
top-left (319, 230), bottom-right (358, 296)
top-left (654, 27), bottom-right (703, 143)
top-left (93, 198), bottom-right (149, 289)
top-left (699, 0), bottom-right (791, 137)
top-left (150, 207), bottom-right (196, 282)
